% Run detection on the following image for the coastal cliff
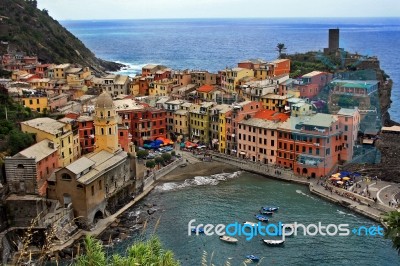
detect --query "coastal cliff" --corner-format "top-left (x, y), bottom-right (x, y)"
top-left (0, 0), bottom-right (122, 72)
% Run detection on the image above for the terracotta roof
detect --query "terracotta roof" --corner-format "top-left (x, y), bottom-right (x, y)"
top-left (254, 109), bottom-right (289, 122)
top-left (197, 85), bottom-right (215, 93)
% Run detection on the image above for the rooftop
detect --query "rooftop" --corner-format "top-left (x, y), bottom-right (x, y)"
top-left (55, 64), bottom-right (70, 69)
top-left (114, 99), bottom-right (144, 111)
top-left (254, 109), bottom-right (289, 122)
top-left (337, 108), bottom-right (359, 116)
top-left (261, 93), bottom-right (289, 100)
top-left (21, 117), bottom-right (69, 135)
top-left (271, 59), bottom-right (290, 64)
top-left (302, 71), bottom-right (325, 78)
top-left (239, 58), bottom-right (267, 65)
top-left (280, 113), bottom-right (338, 131)
top-left (77, 115), bottom-right (94, 122)
top-left (66, 157), bottom-right (95, 175)
top-left (65, 68), bottom-right (82, 74)
top-left (18, 139), bottom-right (58, 162)
top-left (197, 85), bottom-right (215, 93)
top-left (77, 150), bottom-right (127, 185)
top-left (240, 118), bottom-right (283, 130)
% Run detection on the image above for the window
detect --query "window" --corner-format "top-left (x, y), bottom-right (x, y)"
top-left (309, 147), bottom-right (312, 154)
top-left (344, 125), bottom-right (348, 131)
top-left (109, 128), bottom-right (112, 134)
top-left (61, 173), bottom-right (72, 180)
top-left (326, 148), bottom-right (330, 155)
top-left (344, 135), bottom-right (348, 141)
top-left (91, 185), bottom-right (94, 196)
top-left (101, 128), bottom-right (104, 135)
top-left (99, 180), bottom-right (102, 190)
top-left (271, 140), bottom-right (274, 147)
top-left (120, 132), bottom-right (123, 136)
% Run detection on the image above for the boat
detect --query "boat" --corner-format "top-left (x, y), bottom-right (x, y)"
top-left (262, 206), bottom-right (279, 212)
top-left (191, 227), bottom-right (204, 234)
top-left (254, 214), bottom-right (269, 222)
top-left (262, 239), bottom-right (285, 246)
top-left (219, 235), bottom-right (238, 243)
top-left (259, 210), bottom-right (274, 215)
top-left (243, 221), bottom-right (258, 227)
top-left (245, 255), bottom-right (260, 262)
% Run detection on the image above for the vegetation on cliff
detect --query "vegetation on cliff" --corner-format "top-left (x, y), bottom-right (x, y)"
top-left (0, 0), bottom-right (122, 72)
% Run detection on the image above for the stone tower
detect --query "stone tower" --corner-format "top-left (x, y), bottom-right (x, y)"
top-left (329, 29), bottom-right (339, 51)
top-left (94, 91), bottom-right (119, 154)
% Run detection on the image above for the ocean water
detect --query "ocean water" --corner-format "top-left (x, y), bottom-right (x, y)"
top-left (112, 172), bottom-right (400, 266)
top-left (61, 17), bottom-right (400, 121)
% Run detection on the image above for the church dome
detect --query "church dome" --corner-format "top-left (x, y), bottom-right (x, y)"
top-left (96, 91), bottom-right (114, 109)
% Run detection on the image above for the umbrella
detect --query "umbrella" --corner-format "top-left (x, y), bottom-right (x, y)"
top-left (330, 177), bottom-right (341, 181)
top-left (337, 181), bottom-right (344, 185)
top-left (342, 177), bottom-right (351, 181)
top-left (331, 173), bottom-right (341, 178)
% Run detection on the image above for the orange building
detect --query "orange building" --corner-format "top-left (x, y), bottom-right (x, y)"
top-left (270, 59), bottom-right (290, 76)
top-left (277, 113), bottom-right (343, 178)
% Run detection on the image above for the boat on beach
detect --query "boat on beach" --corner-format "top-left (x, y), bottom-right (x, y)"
top-left (262, 239), bottom-right (285, 246)
top-left (219, 235), bottom-right (238, 243)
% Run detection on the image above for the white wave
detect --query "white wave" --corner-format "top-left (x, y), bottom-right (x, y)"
top-left (295, 189), bottom-right (317, 200)
top-left (336, 210), bottom-right (357, 217)
top-left (110, 62), bottom-right (150, 77)
top-left (156, 171), bottom-right (242, 191)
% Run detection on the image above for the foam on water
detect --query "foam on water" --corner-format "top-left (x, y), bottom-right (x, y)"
top-left (156, 171), bottom-right (242, 191)
top-left (295, 189), bottom-right (317, 200)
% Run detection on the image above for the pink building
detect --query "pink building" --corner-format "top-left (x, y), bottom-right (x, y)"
top-left (337, 108), bottom-right (360, 162)
top-left (237, 110), bottom-right (289, 164)
top-left (224, 101), bottom-right (262, 155)
top-left (297, 71), bottom-right (333, 99)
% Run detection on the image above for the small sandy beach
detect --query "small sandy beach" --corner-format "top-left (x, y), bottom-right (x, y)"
top-left (160, 160), bottom-right (240, 182)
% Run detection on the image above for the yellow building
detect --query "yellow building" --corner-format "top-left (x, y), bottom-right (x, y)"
top-left (21, 117), bottom-right (74, 167)
top-left (221, 67), bottom-right (254, 94)
top-left (54, 64), bottom-right (71, 79)
top-left (189, 102), bottom-right (216, 143)
top-left (21, 97), bottom-right (49, 113)
top-left (28, 78), bottom-right (51, 89)
top-left (209, 104), bottom-right (231, 153)
top-left (149, 79), bottom-right (176, 96)
top-left (94, 92), bottom-right (120, 154)
top-left (129, 77), bottom-right (140, 96)
top-left (260, 94), bottom-right (290, 112)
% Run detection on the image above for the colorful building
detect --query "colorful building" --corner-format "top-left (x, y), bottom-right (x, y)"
top-left (237, 111), bottom-right (288, 164)
top-left (21, 117), bottom-right (74, 167)
top-left (221, 68), bottom-right (254, 94)
top-left (337, 108), bottom-right (360, 162)
top-left (21, 96), bottom-right (49, 113)
top-left (296, 71), bottom-right (332, 99)
top-left (189, 102), bottom-right (216, 144)
top-left (209, 104), bottom-right (232, 151)
top-left (277, 113), bottom-right (343, 178)
top-left (5, 139), bottom-right (59, 196)
top-left (191, 71), bottom-right (217, 86)
top-left (173, 102), bottom-right (192, 139)
top-left (197, 85), bottom-right (216, 102)
top-left (224, 101), bottom-right (263, 154)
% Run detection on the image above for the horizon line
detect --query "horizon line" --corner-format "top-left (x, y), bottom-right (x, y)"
top-left (59, 16), bottom-right (400, 22)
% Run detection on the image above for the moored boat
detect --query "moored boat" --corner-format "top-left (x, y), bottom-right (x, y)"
top-left (219, 235), bottom-right (238, 243)
top-left (245, 255), bottom-right (260, 262)
top-left (262, 206), bottom-right (279, 212)
top-left (191, 227), bottom-right (204, 234)
top-left (259, 210), bottom-right (274, 215)
top-left (244, 221), bottom-right (258, 226)
top-left (262, 239), bottom-right (285, 246)
top-left (255, 214), bottom-right (269, 222)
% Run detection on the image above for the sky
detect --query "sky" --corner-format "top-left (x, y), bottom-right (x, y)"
top-left (37, 0), bottom-right (400, 20)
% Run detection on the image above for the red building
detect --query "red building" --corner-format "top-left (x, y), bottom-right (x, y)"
top-left (118, 126), bottom-right (132, 152)
top-left (76, 115), bottom-right (95, 154)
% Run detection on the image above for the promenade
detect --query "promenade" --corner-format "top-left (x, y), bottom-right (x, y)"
top-left (209, 152), bottom-right (397, 223)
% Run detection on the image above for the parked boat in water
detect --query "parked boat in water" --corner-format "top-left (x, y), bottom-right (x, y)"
top-left (263, 239), bottom-right (285, 246)
top-left (259, 210), bottom-right (274, 215)
top-left (245, 255), bottom-right (260, 262)
top-left (244, 221), bottom-right (258, 227)
top-left (255, 214), bottom-right (269, 222)
top-left (191, 227), bottom-right (204, 234)
top-left (219, 235), bottom-right (238, 243)
top-left (262, 206), bottom-right (279, 212)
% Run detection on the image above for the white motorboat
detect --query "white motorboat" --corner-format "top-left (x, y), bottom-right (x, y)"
top-left (219, 235), bottom-right (238, 243)
top-left (263, 239), bottom-right (285, 246)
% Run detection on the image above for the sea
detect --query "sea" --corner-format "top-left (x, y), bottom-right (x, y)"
top-left (61, 17), bottom-right (400, 121)
top-left (59, 18), bottom-right (400, 265)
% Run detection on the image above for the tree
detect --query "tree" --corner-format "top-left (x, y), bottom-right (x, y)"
top-left (155, 156), bottom-right (164, 168)
top-left (137, 150), bottom-right (149, 159)
top-left (384, 211), bottom-right (400, 254)
top-left (145, 160), bottom-right (156, 169)
top-left (8, 129), bottom-right (35, 155)
top-left (162, 153), bottom-right (172, 162)
top-left (276, 43), bottom-right (287, 58)
top-left (76, 235), bottom-right (180, 266)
